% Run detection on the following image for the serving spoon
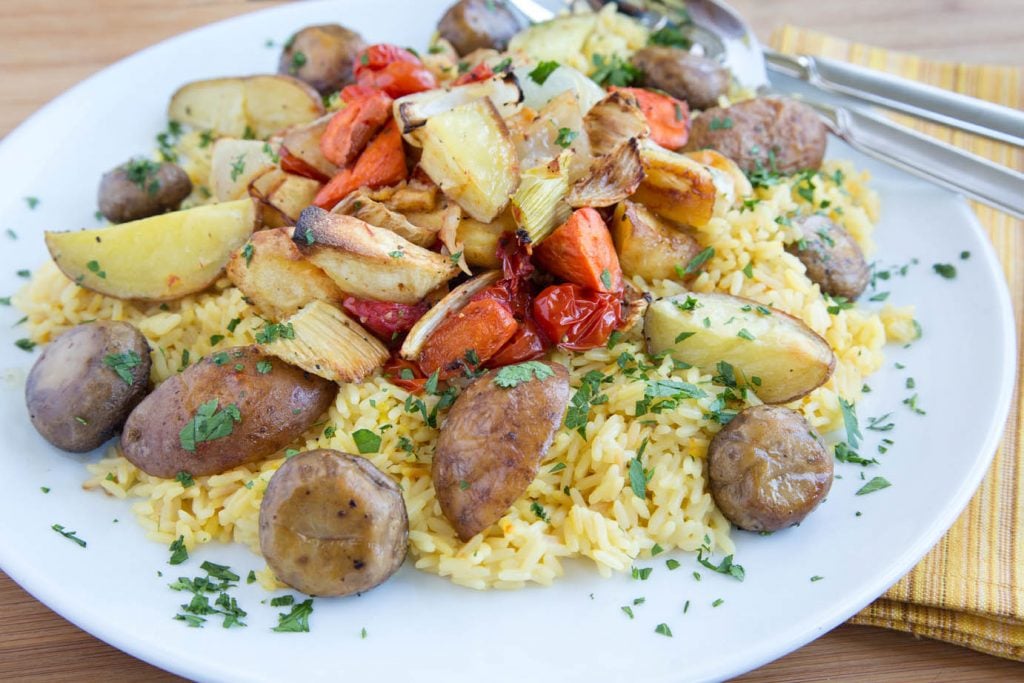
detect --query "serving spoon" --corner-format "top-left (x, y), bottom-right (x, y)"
top-left (507, 0), bottom-right (1024, 219)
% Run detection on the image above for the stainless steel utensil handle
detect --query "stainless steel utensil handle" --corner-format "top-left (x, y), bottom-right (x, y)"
top-left (766, 49), bottom-right (1024, 147)
top-left (814, 103), bottom-right (1024, 219)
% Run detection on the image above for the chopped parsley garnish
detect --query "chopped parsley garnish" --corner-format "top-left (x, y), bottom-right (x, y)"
top-left (708, 116), bottom-right (733, 130)
top-left (170, 562), bottom-right (247, 629)
top-left (648, 25), bottom-right (691, 49)
top-left (674, 295), bottom-right (700, 311)
top-left (227, 318), bottom-right (241, 333)
top-left (493, 361), bottom-right (555, 388)
top-left (175, 471), bottom-right (195, 488)
top-left (565, 370), bottom-right (610, 439)
top-left (933, 263), bottom-right (957, 279)
top-left (289, 51), bottom-right (308, 74)
top-left (458, 479), bottom-right (470, 490)
top-left (124, 158), bottom-right (161, 194)
top-left (549, 462), bottom-right (566, 473)
top-left (555, 127), bottom-right (578, 149)
top-left (835, 442), bottom-right (878, 466)
top-left (856, 476), bottom-right (892, 495)
top-left (16, 269), bottom-right (30, 278)
top-left (736, 328), bottom-right (755, 341)
top-left (528, 60), bottom-right (560, 85)
top-left (674, 331), bottom-right (695, 343)
top-left (86, 260), bottom-right (107, 279)
top-left (51, 524), bottom-right (86, 547)
top-left (654, 623), bottom-right (673, 637)
top-left (599, 268), bottom-right (612, 290)
top-left (229, 154), bottom-right (246, 182)
top-left (838, 398), bottom-right (862, 448)
top-left (169, 536), bottom-right (189, 565)
top-left (868, 291), bottom-right (890, 302)
top-left (25, 196), bottom-right (39, 209)
top-left (960, 251), bottom-right (971, 260)
top-left (621, 606), bottom-right (635, 619)
top-left (683, 246), bottom-right (714, 275)
top-left (742, 262), bottom-right (754, 278)
top-left (103, 350), bottom-right (142, 384)
top-left (711, 598), bottom-right (724, 608)
top-left (352, 428), bottom-right (381, 454)
top-left (665, 559), bottom-right (680, 570)
top-left (15, 338), bottom-right (36, 352)
top-left (256, 360), bottom-right (272, 374)
top-left (389, 250), bottom-right (404, 259)
top-left (530, 501), bottom-right (549, 522)
top-left (627, 439), bottom-right (653, 498)
top-left (179, 399), bottom-right (242, 452)
top-left (41, 486), bottom-right (50, 493)
top-left (810, 575), bottom-right (824, 582)
top-left (591, 53), bottom-right (640, 87)
top-left (274, 598), bottom-right (313, 634)
top-left (903, 394), bottom-right (926, 415)
top-left (255, 321), bottom-right (295, 344)
top-left (242, 243), bottom-right (254, 266)
top-left (270, 595), bottom-right (295, 607)
top-left (631, 566), bottom-right (653, 581)
top-left (696, 534), bottom-right (744, 581)
top-left (606, 329), bottom-right (623, 349)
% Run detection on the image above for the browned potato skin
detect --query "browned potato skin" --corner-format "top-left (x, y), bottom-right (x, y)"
top-left (437, 0), bottom-right (523, 55)
top-left (788, 215), bottom-right (870, 300)
top-left (279, 24), bottom-right (366, 95)
top-left (685, 97), bottom-right (827, 174)
top-left (612, 200), bottom-right (701, 280)
top-left (708, 405), bottom-right (833, 532)
top-left (433, 362), bottom-right (570, 541)
top-left (26, 322), bottom-right (151, 453)
top-left (259, 450), bottom-right (408, 596)
top-left (121, 346), bottom-right (336, 478)
top-left (632, 47), bottom-right (730, 111)
top-left (98, 161), bottom-right (192, 224)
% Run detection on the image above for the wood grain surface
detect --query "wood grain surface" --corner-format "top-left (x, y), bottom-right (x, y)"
top-left (1, 1), bottom-right (1023, 681)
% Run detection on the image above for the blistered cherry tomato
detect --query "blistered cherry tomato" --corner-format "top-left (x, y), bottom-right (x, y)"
top-left (486, 316), bottom-right (551, 368)
top-left (342, 296), bottom-right (428, 342)
top-left (454, 62), bottom-right (494, 85)
top-left (532, 283), bottom-right (622, 351)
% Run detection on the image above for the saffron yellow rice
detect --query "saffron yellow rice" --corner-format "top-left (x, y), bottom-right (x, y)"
top-left (14, 158), bottom-right (916, 591)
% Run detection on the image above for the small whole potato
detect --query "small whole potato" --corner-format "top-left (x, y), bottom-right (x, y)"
top-left (279, 24), bottom-right (366, 95)
top-left (433, 361), bottom-right (570, 541)
top-left (437, 0), bottom-right (523, 55)
top-left (685, 97), bottom-right (827, 174)
top-left (98, 159), bottom-right (192, 224)
top-left (26, 321), bottom-right (152, 453)
top-left (259, 449), bottom-right (408, 596)
top-left (788, 215), bottom-right (870, 301)
top-left (708, 405), bottom-right (833, 531)
top-left (121, 346), bottom-right (336, 478)
top-left (632, 47), bottom-right (730, 111)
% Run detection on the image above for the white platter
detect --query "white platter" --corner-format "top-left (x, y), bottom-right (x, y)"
top-left (0, 2), bottom-right (1015, 681)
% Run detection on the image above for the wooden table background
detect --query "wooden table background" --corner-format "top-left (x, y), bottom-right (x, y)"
top-left (1, 0), bottom-right (1023, 680)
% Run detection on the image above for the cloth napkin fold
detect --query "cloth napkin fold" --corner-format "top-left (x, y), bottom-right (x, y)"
top-left (769, 25), bottom-right (1024, 661)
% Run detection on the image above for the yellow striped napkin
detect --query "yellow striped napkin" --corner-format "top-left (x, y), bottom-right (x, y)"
top-left (770, 26), bottom-right (1024, 661)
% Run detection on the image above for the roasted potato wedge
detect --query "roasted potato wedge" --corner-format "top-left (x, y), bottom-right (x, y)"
top-left (333, 194), bottom-right (438, 248)
top-left (293, 207), bottom-right (459, 304)
top-left (226, 227), bottom-right (345, 321)
top-left (261, 300), bottom-right (388, 382)
top-left (644, 292), bottom-right (836, 404)
top-left (632, 140), bottom-right (717, 228)
top-left (416, 98), bottom-right (519, 223)
top-left (611, 201), bottom-right (702, 280)
top-left (567, 138), bottom-right (644, 208)
top-left (211, 139), bottom-right (279, 201)
top-left (280, 113), bottom-right (338, 180)
top-left (121, 346), bottom-right (336, 478)
top-left (457, 210), bottom-right (517, 269)
top-left (433, 362), bottom-right (570, 540)
top-left (168, 75), bottom-right (324, 139)
top-left (686, 149), bottom-right (753, 201)
top-left (46, 199), bottom-right (257, 301)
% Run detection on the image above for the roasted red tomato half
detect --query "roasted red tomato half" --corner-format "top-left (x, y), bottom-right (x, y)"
top-left (383, 357), bottom-right (428, 393)
top-left (532, 283), bottom-right (623, 351)
top-left (354, 44), bottom-right (437, 98)
top-left (342, 297), bottom-right (429, 342)
top-left (486, 315), bottom-right (551, 368)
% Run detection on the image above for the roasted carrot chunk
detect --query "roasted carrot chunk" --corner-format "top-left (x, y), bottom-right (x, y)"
top-left (320, 89), bottom-right (394, 167)
top-left (533, 207), bottom-right (623, 293)
top-left (611, 86), bottom-right (690, 150)
top-left (313, 119), bottom-right (408, 209)
top-left (418, 298), bottom-right (518, 379)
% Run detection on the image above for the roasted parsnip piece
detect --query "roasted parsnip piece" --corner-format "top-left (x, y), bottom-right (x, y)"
top-left (293, 207), bottom-right (459, 304)
top-left (416, 98), bottom-right (520, 223)
top-left (633, 140), bottom-right (717, 228)
top-left (333, 193), bottom-right (438, 248)
top-left (280, 113), bottom-right (338, 180)
top-left (644, 292), bottom-right (836, 404)
top-left (226, 227), bottom-right (345, 321)
top-left (261, 300), bottom-right (389, 383)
